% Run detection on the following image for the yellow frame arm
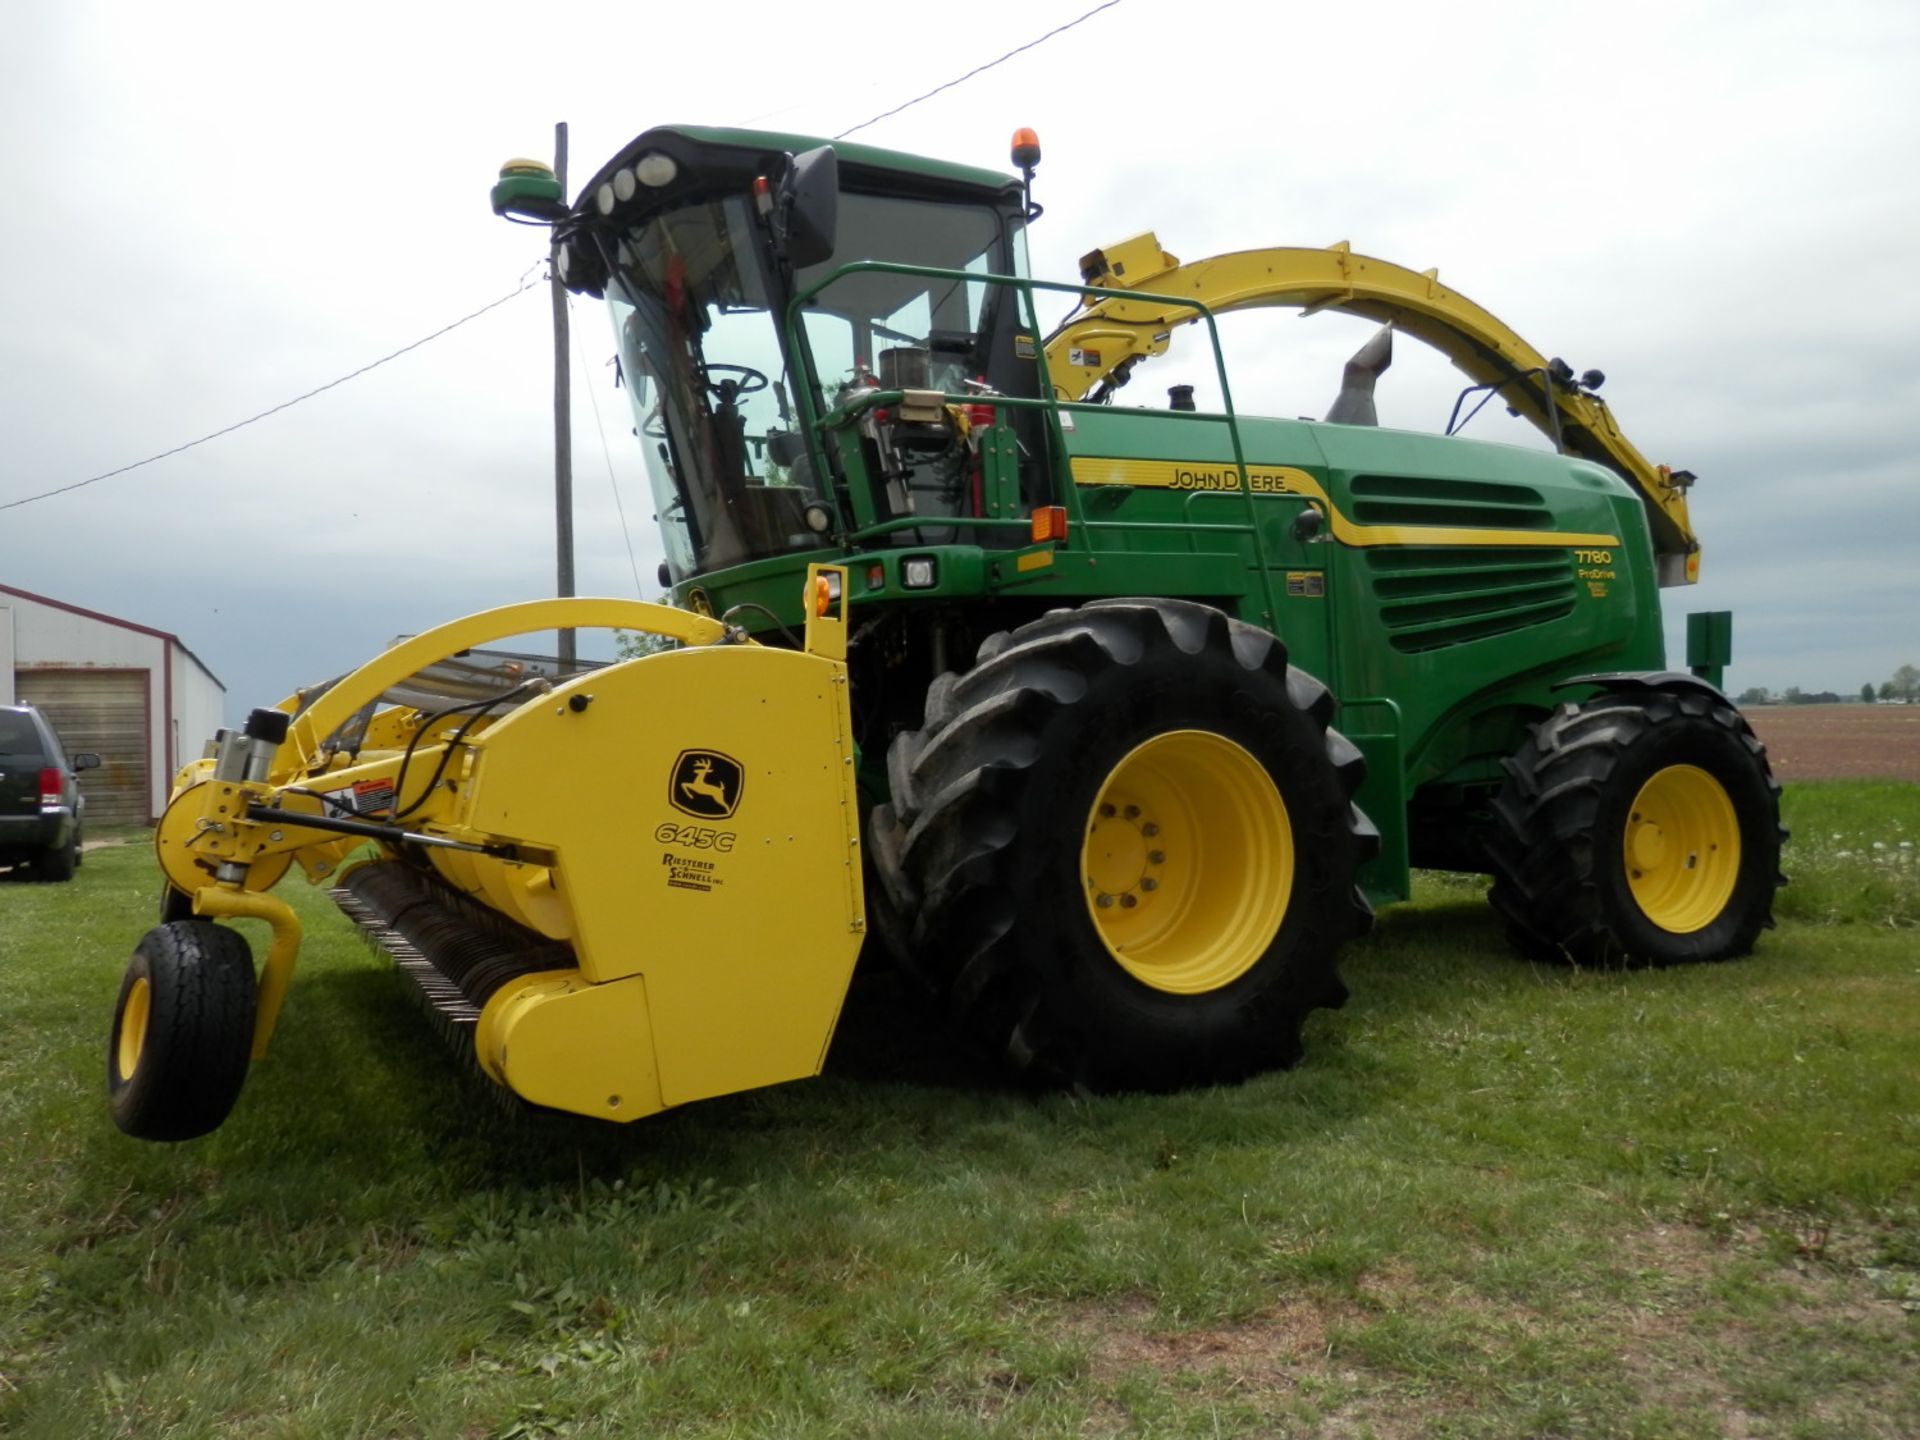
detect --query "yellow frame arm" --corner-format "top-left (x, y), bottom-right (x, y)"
top-left (274, 598), bottom-right (729, 781)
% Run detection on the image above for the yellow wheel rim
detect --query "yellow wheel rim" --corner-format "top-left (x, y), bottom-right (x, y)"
top-left (117, 976), bottom-right (151, 1081)
top-left (1624, 764), bottom-right (1741, 933)
top-left (1080, 730), bottom-right (1293, 994)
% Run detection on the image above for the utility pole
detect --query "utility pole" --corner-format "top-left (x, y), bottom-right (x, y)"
top-left (551, 121), bottom-right (576, 669)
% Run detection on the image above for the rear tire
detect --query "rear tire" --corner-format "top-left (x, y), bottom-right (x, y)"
top-left (869, 599), bottom-right (1375, 1092)
top-left (1489, 689), bottom-right (1785, 965)
top-left (36, 836), bottom-right (78, 883)
top-left (108, 921), bottom-right (258, 1141)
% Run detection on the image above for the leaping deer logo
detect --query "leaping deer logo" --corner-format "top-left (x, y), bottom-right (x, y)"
top-left (668, 750), bottom-right (743, 819)
top-left (680, 758), bottom-right (730, 809)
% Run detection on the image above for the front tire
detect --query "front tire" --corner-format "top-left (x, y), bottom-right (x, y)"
top-left (108, 921), bottom-right (258, 1141)
top-left (869, 600), bottom-right (1376, 1092)
top-left (1488, 689), bottom-right (1785, 965)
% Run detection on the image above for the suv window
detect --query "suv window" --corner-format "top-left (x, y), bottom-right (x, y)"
top-left (0, 712), bottom-right (43, 754)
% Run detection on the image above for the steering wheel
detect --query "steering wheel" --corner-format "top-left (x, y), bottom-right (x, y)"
top-left (702, 364), bottom-right (769, 400)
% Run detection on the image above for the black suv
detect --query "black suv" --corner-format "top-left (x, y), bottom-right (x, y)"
top-left (0, 704), bottom-right (101, 882)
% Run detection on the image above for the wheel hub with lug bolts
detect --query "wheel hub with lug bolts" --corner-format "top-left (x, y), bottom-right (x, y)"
top-left (1623, 763), bottom-right (1740, 933)
top-left (1087, 798), bottom-right (1168, 915)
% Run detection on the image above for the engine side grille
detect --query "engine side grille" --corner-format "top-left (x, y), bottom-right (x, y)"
top-left (1349, 473), bottom-right (1554, 531)
top-left (1366, 546), bottom-right (1578, 654)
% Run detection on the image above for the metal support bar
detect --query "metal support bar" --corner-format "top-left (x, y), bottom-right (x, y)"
top-left (245, 804), bottom-right (521, 859)
top-left (552, 121), bottom-right (576, 668)
top-left (193, 886), bottom-right (304, 1061)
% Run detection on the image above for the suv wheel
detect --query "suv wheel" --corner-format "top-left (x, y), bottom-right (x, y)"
top-left (37, 836), bottom-right (78, 883)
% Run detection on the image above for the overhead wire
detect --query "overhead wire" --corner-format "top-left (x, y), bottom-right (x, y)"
top-left (0, 267), bottom-right (547, 515)
top-left (834, 0), bottom-right (1124, 139)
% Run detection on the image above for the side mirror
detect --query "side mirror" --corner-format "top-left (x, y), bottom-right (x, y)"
top-left (777, 146), bottom-right (839, 269)
top-left (73, 752), bottom-right (102, 771)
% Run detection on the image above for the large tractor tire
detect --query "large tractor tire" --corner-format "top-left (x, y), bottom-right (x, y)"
top-left (1489, 688), bottom-right (1785, 966)
top-left (868, 599), bottom-right (1376, 1092)
top-left (108, 920), bottom-right (258, 1141)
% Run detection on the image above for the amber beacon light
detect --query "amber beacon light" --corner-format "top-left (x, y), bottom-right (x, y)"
top-left (1011, 128), bottom-right (1043, 220)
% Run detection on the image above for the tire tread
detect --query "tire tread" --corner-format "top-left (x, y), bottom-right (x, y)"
top-left (108, 921), bottom-right (258, 1141)
top-left (1488, 689), bottom-right (1785, 966)
top-left (870, 599), bottom-right (1375, 1090)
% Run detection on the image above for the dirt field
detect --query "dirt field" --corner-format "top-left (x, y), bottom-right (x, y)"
top-left (1743, 703), bottom-right (1920, 782)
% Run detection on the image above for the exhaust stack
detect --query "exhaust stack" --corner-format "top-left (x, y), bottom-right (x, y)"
top-left (1324, 322), bottom-right (1394, 427)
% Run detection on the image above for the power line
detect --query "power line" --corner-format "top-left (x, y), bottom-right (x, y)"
top-left (0, 271), bottom-right (545, 515)
top-left (835, 0), bottom-right (1124, 140)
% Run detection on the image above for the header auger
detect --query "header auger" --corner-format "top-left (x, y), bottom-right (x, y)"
top-left (108, 126), bottom-right (1782, 1141)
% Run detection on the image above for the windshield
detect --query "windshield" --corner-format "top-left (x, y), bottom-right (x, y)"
top-left (793, 191), bottom-right (1014, 406)
top-left (607, 188), bottom-right (1022, 579)
top-left (609, 195), bottom-right (814, 579)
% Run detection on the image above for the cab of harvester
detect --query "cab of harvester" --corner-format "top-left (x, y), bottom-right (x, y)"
top-left (507, 126), bottom-right (1054, 594)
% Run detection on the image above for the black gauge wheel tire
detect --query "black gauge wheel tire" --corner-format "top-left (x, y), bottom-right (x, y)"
top-left (868, 599), bottom-right (1377, 1093)
top-left (108, 920), bottom-right (258, 1141)
top-left (1488, 689), bottom-right (1786, 966)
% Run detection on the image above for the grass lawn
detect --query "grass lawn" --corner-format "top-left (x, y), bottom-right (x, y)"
top-left (1, 785), bottom-right (1915, 1438)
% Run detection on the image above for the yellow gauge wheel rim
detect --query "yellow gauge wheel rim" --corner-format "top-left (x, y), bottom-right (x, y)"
top-left (1080, 730), bottom-right (1293, 994)
top-left (117, 976), bottom-right (151, 1081)
top-left (1624, 764), bottom-right (1741, 933)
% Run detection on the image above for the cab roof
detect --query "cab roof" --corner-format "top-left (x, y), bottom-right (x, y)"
top-left (574, 124), bottom-right (1023, 213)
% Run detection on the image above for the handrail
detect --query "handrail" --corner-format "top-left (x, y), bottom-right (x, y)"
top-left (785, 264), bottom-right (1280, 623)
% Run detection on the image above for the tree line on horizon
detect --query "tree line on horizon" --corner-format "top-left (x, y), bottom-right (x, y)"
top-left (1737, 663), bottom-right (1920, 707)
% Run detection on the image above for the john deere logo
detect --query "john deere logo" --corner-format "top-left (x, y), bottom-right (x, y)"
top-left (670, 750), bottom-right (743, 819)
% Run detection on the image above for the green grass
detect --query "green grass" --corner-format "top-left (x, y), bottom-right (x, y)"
top-left (1770, 781), bottom-right (1920, 928)
top-left (2, 781), bottom-right (1915, 1438)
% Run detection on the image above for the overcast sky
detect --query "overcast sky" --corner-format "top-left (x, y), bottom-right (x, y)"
top-left (2, 0), bottom-right (1915, 717)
